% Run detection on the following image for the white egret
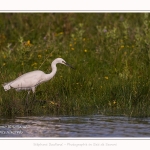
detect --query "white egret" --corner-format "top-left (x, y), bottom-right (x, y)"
top-left (2, 58), bottom-right (74, 94)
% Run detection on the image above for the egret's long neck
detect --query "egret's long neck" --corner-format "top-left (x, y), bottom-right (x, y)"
top-left (45, 61), bottom-right (57, 81)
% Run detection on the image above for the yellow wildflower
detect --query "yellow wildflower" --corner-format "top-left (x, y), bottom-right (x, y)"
top-left (3, 55), bottom-right (6, 59)
top-left (104, 76), bottom-right (108, 80)
top-left (59, 32), bottom-right (63, 35)
top-left (38, 54), bottom-right (42, 58)
top-left (83, 38), bottom-right (86, 41)
top-left (55, 32), bottom-right (63, 36)
top-left (25, 40), bottom-right (32, 46)
top-left (113, 100), bottom-right (116, 105)
top-left (31, 62), bottom-right (37, 66)
top-left (84, 49), bottom-right (87, 52)
top-left (119, 45), bottom-right (124, 51)
top-left (49, 101), bottom-right (58, 105)
top-left (69, 43), bottom-right (72, 47)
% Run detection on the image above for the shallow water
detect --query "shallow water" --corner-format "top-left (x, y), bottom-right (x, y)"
top-left (0, 115), bottom-right (150, 137)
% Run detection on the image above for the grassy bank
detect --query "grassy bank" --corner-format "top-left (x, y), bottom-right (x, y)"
top-left (0, 13), bottom-right (150, 117)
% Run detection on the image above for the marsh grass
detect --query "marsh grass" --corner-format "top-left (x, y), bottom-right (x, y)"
top-left (1, 13), bottom-right (150, 117)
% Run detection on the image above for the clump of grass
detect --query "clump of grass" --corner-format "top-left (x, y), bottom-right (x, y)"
top-left (0, 13), bottom-right (150, 117)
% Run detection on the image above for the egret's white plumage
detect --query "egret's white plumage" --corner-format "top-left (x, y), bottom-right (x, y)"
top-left (2, 58), bottom-right (73, 93)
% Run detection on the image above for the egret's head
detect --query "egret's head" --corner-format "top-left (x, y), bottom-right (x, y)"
top-left (55, 58), bottom-right (75, 69)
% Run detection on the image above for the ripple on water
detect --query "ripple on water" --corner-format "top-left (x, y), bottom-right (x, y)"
top-left (0, 115), bottom-right (150, 137)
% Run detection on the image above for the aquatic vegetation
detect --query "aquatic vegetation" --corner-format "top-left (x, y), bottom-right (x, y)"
top-left (0, 13), bottom-right (150, 117)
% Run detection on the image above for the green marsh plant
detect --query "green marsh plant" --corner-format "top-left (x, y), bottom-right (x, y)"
top-left (0, 13), bottom-right (150, 117)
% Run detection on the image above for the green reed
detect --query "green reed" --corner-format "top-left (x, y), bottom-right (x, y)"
top-left (0, 13), bottom-right (150, 117)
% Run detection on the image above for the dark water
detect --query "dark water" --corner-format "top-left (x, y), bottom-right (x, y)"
top-left (0, 115), bottom-right (150, 137)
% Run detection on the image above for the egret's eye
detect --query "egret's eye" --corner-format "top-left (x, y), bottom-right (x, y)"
top-left (62, 61), bottom-right (65, 64)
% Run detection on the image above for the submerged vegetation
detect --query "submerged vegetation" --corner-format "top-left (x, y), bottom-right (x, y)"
top-left (0, 13), bottom-right (150, 117)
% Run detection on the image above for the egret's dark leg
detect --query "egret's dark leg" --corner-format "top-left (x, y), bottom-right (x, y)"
top-left (31, 87), bottom-right (36, 103)
top-left (25, 88), bottom-right (36, 114)
top-left (24, 91), bottom-right (31, 115)
top-left (26, 91), bottom-right (30, 105)
top-left (26, 87), bottom-right (36, 113)
top-left (32, 92), bottom-right (36, 102)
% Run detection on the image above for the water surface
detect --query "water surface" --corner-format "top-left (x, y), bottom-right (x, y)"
top-left (0, 115), bottom-right (150, 137)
